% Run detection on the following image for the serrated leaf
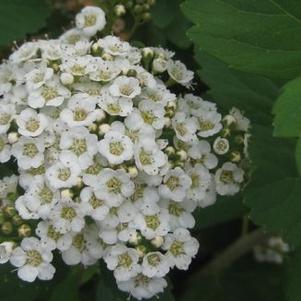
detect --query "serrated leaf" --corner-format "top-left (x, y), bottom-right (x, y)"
top-left (273, 77), bottom-right (301, 137)
top-left (180, 257), bottom-right (285, 301)
top-left (196, 50), bottom-right (278, 125)
top-left (0, 0), bottom-right (51, 46)
top-left (182, 0), bottom-right (301, 79)
top-left (194, 194), bottom-right (247, 230)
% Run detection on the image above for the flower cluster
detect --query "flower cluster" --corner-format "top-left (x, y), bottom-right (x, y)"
top-left (0, 6), bottom-right (250, 300)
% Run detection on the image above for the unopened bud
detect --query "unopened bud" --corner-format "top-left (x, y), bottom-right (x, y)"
top-left (60, 72), bottom-right (74, 85)
top-left (114, 4), bottom-right (126, 16)
top-left (136, 245), bottom-right (147, 257)
top-left (127, 69), bottom-right (138, 77)
top-left (8, 132), bottom-right (19, 144)
top-left (230, 151), bottom-right (241, 162)
top-left (1, 222), bottom-right (13, 235)
top-left (223, 114), bottom-right (236, 127)
top-left (151, 236), bottom-right (164, 248)
top-left (95, 109), bottom-right (106, 122)
top-left (142, 47), bottom-right (154, 59)
top-left (99, 124), bottom-right (111, 136)
top-left (12, 214), bottom-right (23, 226)
top-left (88, 123), bottom-right (98, 133)
top-left (61, 189), bottom-right (73, 199)
top-left (4, 205), bottom-right (17, 218)
top-left (18, 224), bottom-right (31, 237)
top-left (213, 137), bottom-right (230, 155)
top-left (128, 166), bottom-right (138, 178)
top-left (102, 53), bottom-right (113, 61)
top-left (91, 42), bottom-right (102, 56)
top-left (176, 150), bottom-right (188, 161)
top-left (165, 146), bottom-right (175, 156)
top-left (152, 58), bottom-right (167, 73)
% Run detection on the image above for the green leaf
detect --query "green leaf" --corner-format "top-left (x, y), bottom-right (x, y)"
top-left (196, 50), bottom-right (278, 125)
top-left (182, 0), bottom-right (301, 79)
top-left (180, 257), bottom-right (285, 301)
top-left (287, 250), bottom-right (301, 301)
top-left (194, 194), bottom-right (247, 230)
top-left (0, 0), bottom-right (51, 46)
top-left (50, 268), bottom-right (80, 301)
top-left (296, 138), bottom-right (301, 176)
top-left (273, 77), bottom-right (301, 137)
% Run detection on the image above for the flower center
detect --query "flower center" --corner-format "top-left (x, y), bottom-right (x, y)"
top-left (89, 194), bottom-right (104, 209)
top-left (170, 240), bottom-right (185, 256)
top-left (139, 149), bottom-right (152, 165)
top-left (23, 143), bottom-right (39, 158)
top-left (168, 202), bottom-right (184, 217)
top-left (109, 141), bottom-right (124, 156)
top-left (70, 65), bottom-right (87, 76)
top-left (120, 84), bottom-right (134, 97)
top-left (58, 168), bottom-right (71, 181)
top-left (175, 123), bottom-right (187, 137)
top-left (61, 206), bottom-right (76, 221)
top-left (191, 173), bottom-right (199, 189)
top-left (72, 234), bottom-right (85, 250)
top-left (42, 86), bottom-right (58, 101)
top-left (0, 113), bottom-right (11, 125)
top-left (107, 103), bottom-right (121, 114)
top-left (38, 186), bottom-right (53, 204)
top-left (73, 108), bottom-right (88, 121)
top-left (106, 177), bottom-right (122, 194)
top-left (25, 118), bottom-right (40, 132)
top-left (84, 14), bottom-right (97, 27)
top-left (26, 250), bottom-right (43, 267)
top-left (147, 254), bottom-right (161, 266)
top-left (85, 160), bottom-right (102, 175)
top-left (198, 119), bottom-right (214, 131)
top-left (141, 111), bottom-right (156, 125)
top-left (70, 138), bottom-right (87, 156)
top-left (29, 165), bottom-right (45, 176)
top-left (47, 225), bottom-right (62, 241)
top-left (134, 274), bottom-right (150, 286)
top-left (165, 176), bottom-right (179, 191)
top-left (145, 215), bottom-right (160, 230)
top-left (220, 170), bottom-right (234, 183)
top-left (118, 253), bottom-right (133, 268)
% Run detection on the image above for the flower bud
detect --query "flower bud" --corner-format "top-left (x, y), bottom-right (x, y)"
top-left (114, 4), bottom-right (126, 16)
top-left (95, 109), bottom-right (106, 122)
top-left (152, 58), bottom-right (167, 73)
top-left (88, 123), bottom-right (98, 133)
top-left (99, 123), bottom-right (111, 136)
top-left (165, 146), bottom-right (175, 156)
top-left (141, 12), bottom-right (151, 22)
top-left (1, 221), bottom-right (13, 235)
top-left (4, 205), bottom-right (17, 218)
top-left (61, 189), bottom-right (74, 199)
top-left (128, 231), bottom-right (141, 245)
top-left (18, 224), bottom-right (31, 237)
top-left (176, 150), bottom-right (188, 161)
top-left (223, 114), bottom-right (236, 127)
top-left (151, 236), bottom-right (164, 248)
top-left (60, 72), bottom-right (74, 85)
top-left (0, 211), bottom-right (5, 224)
top-left (164, 117), bottom-right (171, 127)
top-left (12, 214), bottom-right (23, 226)
top-left (136, 245), bottom-right (147, 257)
top-left (102, 53), bottom-right (113, 61)
top-left (142, 47), bottom-right (154, 59)
top-left (213, 137), bottom-right (230, 155)
top-left (0, 242), bottom-right (15, 263)
top-left (230, 151), bottom-right (241, 162)
top-left (128, 166), bottom-right (138, 178)
top-left (8, 132), bottom-right (19, 144)
top-left (91, 42), bottom-right (102, 56)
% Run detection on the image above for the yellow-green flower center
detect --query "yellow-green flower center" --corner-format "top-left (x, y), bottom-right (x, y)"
top-left (38, 186), bottom-right (53, 204)
top-left (61, 206), bottom-right (76, 221)
top-left (220, 170), bottom-right (234, 184)
top-left (84, 14), bottom-right (97, 27)
top-left (73, 108), bottom-right (88, 121)
top-left (145, 215), bottom-right (160, 230)
top-left (170, 240), bottom-right (184, 256)
top-left (89, 194), bottom-right (104, 209)
top-left (26, 250), bottom-right (43, 267)
top-left (139, 149), bottom-right (152, 166)
top-left (165, 176), bottom-right (179, 191)
top-left (70, 138), bottom-right (87, 156)
top-left (26, 118), bottom-right (40, 132)
top-left (147, 253), bottom-right (161, 266)
top-left (106, 177), bottom-right (122, 194)
top-left (58, 168), bottom-right (71, 181)
top-left (0, 113), bottom-right (11, 125)
top-left (23, 143), bottom-right (39, 158)
top-left (42, 86), bottom-right (58, 101)
top-left (109, 141), bottom-right (124, 156)
top-left (118, 253), bottom-right (133, 268)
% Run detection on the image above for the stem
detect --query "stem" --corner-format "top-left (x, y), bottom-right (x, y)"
top-left (200, 229), bottom-right (268, 275)
top-left (127, 20), bottom-right (139, 41)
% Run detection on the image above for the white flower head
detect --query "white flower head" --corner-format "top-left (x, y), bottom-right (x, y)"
top-left (98, 130), bottom-right (133, 165)
top-left (76, 6), bottom-right (106, 37)
top-left (215, 162), bottom-right (244, 196)
top-left (10, 237), bottom-right (55, 282)
top-left (16, 108), bottom-right (48, 137)
top-left (109, 76), bottom-right (141, 99)
top-left (142, 251), bottom-right (170, 278)
top-left (167, 60), bottom-right (194, 86)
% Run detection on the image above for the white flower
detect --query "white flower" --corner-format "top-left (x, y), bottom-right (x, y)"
top-left (36, 221), bottom-right (72, 251)
top-left (0, 242), bottom-right (14, 264)
top-left (93, 168), bottom-right (134, 207)
top-left (49, 197), bottom-right (85, 233)
top-left (172, 112), bottom-right (198, 143)
top-left (89, 58), bottom-right (121, 82)
top-left (80, 186), bottom-right (110, 221)
top-left (104, 244), bottom-right (140, 281)
top-left (59, 28), bottom-right (88, 45)
top-left (60, 93), bottom-right (97, 127)
top-left (160, 199), bottom-right (196, 230)
top-left (20, 176), bottom-right (60, 219)
top-left (98, 131), bottom-right (133, 165)
top-left (215, 162), bottom-right (244, 196)
top-left (16, 108), bottom-right (48, 137)
top-left (167, 60), bottom-right (194, 86)
top-left (60, 55), bottom-right (96, 76)
top-left (98, 36), bottom-right (130, 56)
top-left (25, 65), bottom-right (54, 91)
top-left (28, 78), bottom-right (71, 108)
top-left (10, 237), bottom-right (55, 282)
top-left (139, 84), bottom-right (176, 106)
top-left (62, 225), bottom-right (103, 266)
top-left (126, 100), bottom-right (165, 130)
top-left (163, 228), bottom-right (199, 270)
top-left (187, 140), bottom-right (218, 169)
top-left (0, 103), bottom-right (15, 134)
top-left (132, 209), bottom-right (170, 239)
top-left (0, 63), bottom-right (14, 95)
top-left (76, 6), bottom-right (106, 36)
top-left (12, 136), bottom-right (45, 169)
top-left (59, 127), bottom-right (98, 169)
top-left (134, 139), bottom-right (167, 175)
top-left (46, 161), bottom-right (81, 189)
top-left (0, 175), bottom-right (18, 199)
top-left (0, 134), bottom-right (11, 162)
top-left (98, 87), bottom-right (133, 116)
top-left (213, 137), bottom-right (230, 155)
top-left (159, 167), bottom-right (192, 202)
top-left (196, 110), bottom-right (222, 138)
top-left (109, 76), bottom-right (141, 99)
top-left (230, 107), bottom-right (250, 132)
top-left (9, 42), bottom-right (39, 63)
top-left (117, 274), bottom-right (167, 300)
top-left (142, 252), bottom-right (170, 278)
top-left (187, 164), bottom-right (211, 202)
